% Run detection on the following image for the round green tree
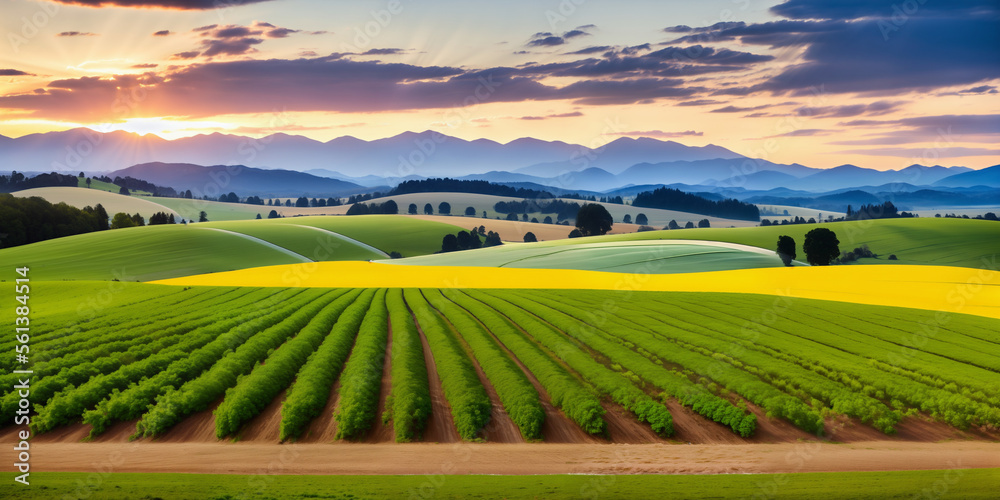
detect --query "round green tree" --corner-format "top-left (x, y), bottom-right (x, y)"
top-left (803, 228), bottom-right (839, 266)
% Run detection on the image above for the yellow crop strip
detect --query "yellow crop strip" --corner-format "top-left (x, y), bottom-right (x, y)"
top-left (151, 262), bottom-right (1000, 320)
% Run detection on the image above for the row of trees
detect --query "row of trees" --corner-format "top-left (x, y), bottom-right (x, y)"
top-left (494, 199), bottom-right (581, 221)
top-left (440, 226), bottom-right (502, 252)
top-left (391, 178), bottom-right (555, 200)
top-left (775, 228), bottom-right (841, 266)
top-left (633, 187), bottom-right (760, 221)
top-left (346, 200), bottom-right (399, 215)
top-left (1, 171), bottom-right (78, 192)
top-left (0, 194), bottom-right (110, 248)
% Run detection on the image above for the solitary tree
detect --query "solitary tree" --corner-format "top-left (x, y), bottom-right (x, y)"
top-left (408, 203), bottom-right (418, 215)
top-left (255, 213), bottom-right (262, 219)
top-left (86, 177), bottom-right (92, 188)
top-left (438, 202), bottom-right (451, 215)
top-left (523, 232), bottom-right (537, 243)
top-left (667, 219), bottom-right (680, 230)
top-left (543, 216), bottom-right (553, 224)
top-left (465, 206), bottom-right (476, 216)
top-left (623, 214), bottom-right (632, 224)
top-left (441, 233), bottom-right (459, 252)
top-left (423, 203), bottom-right (433, 215)
top-left (776, 235), bottom-right (796, 266)
top-left (482, 210), bottom-right (488, 218)
top-left (635, 213), bottom-right (648, 225)
top-left (198, 211), bottom-right (208, 222)
top-left (698, 219), bottom-right (711, 228)
top-left (803, 228), bottom-right (840, 266)
top-left (575, 203), bottom-right (613, 236)
top-left (684, 221), bottom-right (695, 229)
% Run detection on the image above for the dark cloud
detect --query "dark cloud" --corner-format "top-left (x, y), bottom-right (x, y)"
top-left (832, 114), bottom-right (1000, 146)
top-left (566, 46), bottom-right (612, 55)
top-left (563, 30), bottom-right (590, 39)
top-left (663, 25), bottom-right (693, 33)
top-left (362, 48), bottom-right (406, 55)
top-left (711, 104), bottom-right (770, 113)
top-left (770, 0), bottom-right (999, 20)
top-left (528, 36), bottom-right (565, 47)
top-left (45, 0), bottom-right (275, 10)
top-left (796, 100), bottom-right (903, 118)
top-left (200, 37), bottom-right (263, 57)
top-left (266, 27), bottom-right (299, 38)
top-left (674, 3), bottom-right (1000, 95)
top-left (519, 111), bottom-right (584, 120)
top-left (210, 26), bottom-right (261, 38)
top-left (676, 99), bottom-right (722, 106)
top-left (0, 69), bottom-right (33, 76)
top-left (171, 51), bottom-right (200, 60)
top-left (58, 31), bottom-right (97, 37)
top-left (152, 30), bottom-right (171, 36)
top-left (766, 128), bottom-right (830, 137)
top-left (131, 63), bottom-right (158, 68)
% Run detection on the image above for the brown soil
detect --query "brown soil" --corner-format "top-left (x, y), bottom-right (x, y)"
top-left (20, 441), bottom-right (999, 475)
top-left (663, 399), bottom-right (745, 445)
top-left (362, 321), bottom-right (395, 443)
top-left (601, 401), bottom-right (667, 444)
top-left (298, 382), bottom-right (341, 443)
top-left (412, 313), bottom-right (460, 443)
top-left (154, 399), bottom-right (223, 443)
top-left (238, 390), bottom-right (285, 442)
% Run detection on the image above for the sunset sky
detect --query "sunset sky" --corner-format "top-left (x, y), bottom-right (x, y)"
top-left (1, 0), bottom-right (998, 170)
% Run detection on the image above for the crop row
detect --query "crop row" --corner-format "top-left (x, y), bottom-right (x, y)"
top-left (334, 289), bottom-right (390, 439)
top-left (384, 289), bottom-right (432, 442)
top-left (403, 289), bottom-right (492, 440)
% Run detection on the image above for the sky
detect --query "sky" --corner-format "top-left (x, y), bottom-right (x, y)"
top-left (0, 0), bottom-right (998, 170)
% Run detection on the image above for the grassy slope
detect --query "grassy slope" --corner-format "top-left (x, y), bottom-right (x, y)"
top-left (12, 187), bottom-right (180, 221)
top-left (390, 240), bottom-right (787, 274)
top-left (5, 470), bottom-right (998, 499)
top-left (0, 225), bottom-right (300, 281)
top-left (542, 217), bottom-right (999, 268)
top-left (77, 176), bottom-right (153, 196)
top-left (141, 195), bottom-right (267, 221)
top-left (203, 220), bottom-right (385, 261)
top-left (0, 215), bottom-right (462, 280)
top-left (269, 214), bottom-right (464, 257)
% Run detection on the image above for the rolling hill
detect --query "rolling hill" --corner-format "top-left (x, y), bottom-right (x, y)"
top-left (12, 187), bottom-right (181, 221)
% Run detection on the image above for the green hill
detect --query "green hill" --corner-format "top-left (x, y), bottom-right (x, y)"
top-left (389, 240), bottom-right (788, 274)
top-left (0, 215), bottom-right (464, 281)
top-left (543, 217), bottom-right (998, 268)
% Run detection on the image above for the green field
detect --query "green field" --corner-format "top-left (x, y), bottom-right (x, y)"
top-left (143, 195), bottom-right (271, 221)
top-left (0, 216), bottom-right (463, 280)
top-left (4, 282), bottom-right (997, 445)
top-left (5, 469), bottom-right (999, 500)
top-left (77, 176), bottom-right (153, 196)
top-left (204, 220), bottom-right (386, 261)
top-left (543, 217), bottom-right (999, 268)
top-left (390, 239), bottom-right (790, 273)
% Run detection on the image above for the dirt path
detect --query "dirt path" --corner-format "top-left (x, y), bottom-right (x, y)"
top-left (21, 441), bottom-right (999, 475)
top-left (238, 390), bottom-right (285, 442)
top-left (299, 382), bottom-right (341, 443)
top-left (363, 320), bottom-right (395, 443)
top-left (412, 311), bottom-right (460, 443)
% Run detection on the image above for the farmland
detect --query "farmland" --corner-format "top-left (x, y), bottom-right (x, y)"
top-left (3, 282), bottom-right (997, 449)
top-left (12, 187), bottom-right (181, 221)
top-left (0, 215), bottom-right (463, 280)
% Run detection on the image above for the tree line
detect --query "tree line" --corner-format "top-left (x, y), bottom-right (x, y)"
top-left (0, 194), bottom-right (109, 248)
top-left (633, 187), bottom-right (760, 221)
top-left (0, 171), bottom-right (79, 192)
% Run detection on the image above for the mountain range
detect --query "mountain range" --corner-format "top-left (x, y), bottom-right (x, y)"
top-left (2, 129), bottom-right (996, 198)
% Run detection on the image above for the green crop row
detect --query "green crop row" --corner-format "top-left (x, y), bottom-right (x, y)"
top-left (566, 294), bottom-right (898, 434)
top-left (279, 290), bottom-right (376, 441)
top-left (443, 290), bottom-right (605, 435)
top-left (334, 289), bottom-right (390, 439)
top-left (82, 289), bottom-right (312, 437)
top-left (385, 289), bottom-right (432, 442)
top-left (215, 289), bottom-right (364, 438)
top-left (422, 288), bottom-right (545, 441)
top-left (135, 289), bottom-right (337, 437)
top-left (403, 289), bottom-right (491, 440)
top-left (466, 290), bottom-right (674, 437)
top-left (531, 291), bottom-right (759, 437)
